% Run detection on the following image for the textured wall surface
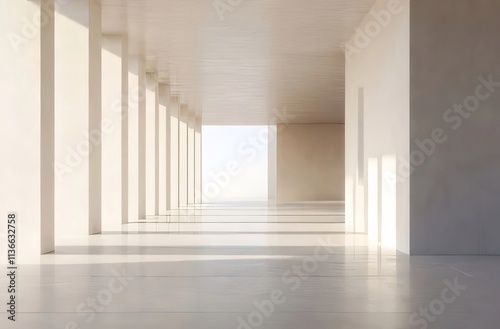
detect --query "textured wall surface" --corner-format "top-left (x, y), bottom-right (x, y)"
top-left (410, 0), bottom-right (500, 254)
top-left (277, 124), bottom-right (345, 202)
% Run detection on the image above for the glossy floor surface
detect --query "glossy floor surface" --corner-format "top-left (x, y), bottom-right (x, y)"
top-left (1, 202), bottom-right (499, 328)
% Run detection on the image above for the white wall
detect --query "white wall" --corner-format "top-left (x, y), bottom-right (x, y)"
top-left (202, 126), bottom-right (268, 203)
top-left (345, 0), bottom-right (409, 252)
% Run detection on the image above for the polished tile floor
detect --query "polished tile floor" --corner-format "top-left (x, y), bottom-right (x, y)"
top-left (1, 202), bottom-right (499, 328)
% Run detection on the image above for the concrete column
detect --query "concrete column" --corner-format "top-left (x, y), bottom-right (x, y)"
top-left (0, 0), bottom-right (55, 259)
top-left (169, 97), bottom-right (180, 209)
top-left (121, 43), bottom-right (129, 225)
top-left (268, 125), bottom-right (277, 203)
top-left (55, 0), bottom-right (101, 237)
top-left (158, 84), bottom-right (170, 214)
top-left (129, 56), bottom-right (146, 220)
top-left (187, 114), bottom-right (196, 204)
top-left (127, 56), bottom-right (143, 221)
top-left (155, 82), bottom-right (160, 215)
top-left (145, 73), bottom-right (158, 215)
top-left (137, 61), bottom-right (146, 220)
top-left (178, 105), bottom-right (189, 207)
top-left (194, 118), bottom-right (202, 204)
top-left (101, 35), bottom-right (128, 231)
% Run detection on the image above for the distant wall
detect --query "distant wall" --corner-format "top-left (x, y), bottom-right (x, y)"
top-left (277, 124), bottom-right (345, 202)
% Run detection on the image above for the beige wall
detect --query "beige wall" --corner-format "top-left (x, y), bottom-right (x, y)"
top-left (277, 124), bottom-right (345, 202)
top-left (345, 0), bottom-right (410, 252)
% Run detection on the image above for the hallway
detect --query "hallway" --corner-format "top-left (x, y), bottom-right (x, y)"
top-left (2, 203), bottom-right (497, 329)
top-left (3, 0), bottom-right (500, 328)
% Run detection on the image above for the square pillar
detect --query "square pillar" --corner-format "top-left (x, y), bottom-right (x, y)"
top-left (101, 35), bottom-right (128, 230)
top-left (137, 60), bottom-right (147, 220)
top-left (194, 118), bottom-right (202, 204)
top-left (169, 98), bottom-right (180, 209)
top-left (187, 113), bottom-right (196, 204)
top-left (145, 73), bottom-right (158, 216)
top-left (158, 84), bottom-right (170, 214)
top-left (0, 0), bottom-right (55, 259)
top-left (178, 105), bottom-right (189, 207)
top-left (129, 56), bottom-right (146, 220)
top-left (268, 125), bottom-right (277, 203)
top-left (55, 0), bottom-right (102, 237)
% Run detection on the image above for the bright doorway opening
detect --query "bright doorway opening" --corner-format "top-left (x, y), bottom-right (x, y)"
top-left (201, 125), bottom-right (271, 203)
